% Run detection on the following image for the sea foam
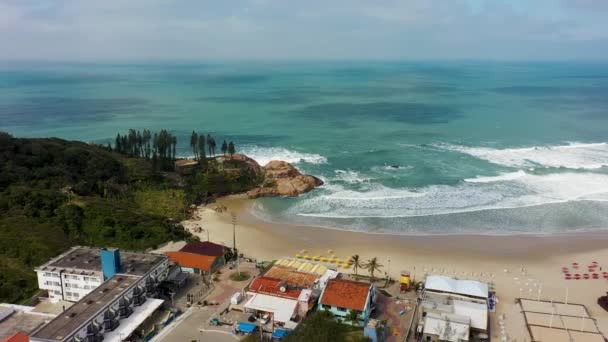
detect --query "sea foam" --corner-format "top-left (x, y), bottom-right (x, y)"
top-left (442, 142), bottom-right (608, 169)
top-left (290, 172), bottom-right (608, 219)
top-left (239, 146), bottom-right (327, 166)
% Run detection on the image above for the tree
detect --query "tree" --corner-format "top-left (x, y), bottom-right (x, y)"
top-left (350, 254), bottom-right (363, 278)
top-left (221, 140), bottom-right (228, 156)
top-left (345, 309), bottom-right (361, 326)
top-left (190, 131), bottom-right (198, 159)
top-left (228, 141), bottom-right (235, 158)
top-left (364, 257), bottom-right (383, 280)
top-left (197, 134), bottom-right (206, 161)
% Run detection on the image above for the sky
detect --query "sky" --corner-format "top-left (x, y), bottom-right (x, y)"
top-left (1, 0), bottom-right (607, 61)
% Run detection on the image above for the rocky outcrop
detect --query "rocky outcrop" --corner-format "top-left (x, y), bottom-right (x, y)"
top-left (247, 160), bottom-right (323, 198)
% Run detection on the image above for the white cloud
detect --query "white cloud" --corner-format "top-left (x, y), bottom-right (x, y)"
top-left (0, 0), bottom-right (606, 60)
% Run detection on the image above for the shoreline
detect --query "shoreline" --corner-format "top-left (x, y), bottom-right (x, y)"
top-left (180, 194), bottom-right (608, 339)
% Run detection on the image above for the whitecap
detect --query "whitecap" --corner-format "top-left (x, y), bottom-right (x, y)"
top-left (287, 172), bottom-right (608, 219)
top-left (239, 146), bottom-right (327, 166)
top-left (440, 142), bottom-right (608, 170)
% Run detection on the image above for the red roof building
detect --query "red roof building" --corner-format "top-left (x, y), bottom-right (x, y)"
top-left (179, 241), bottom-right (225, 256)
top-left (1, 333), bottom-right (29, 342)
top-left (247, 277), bottom-right (302, 300)
top-left (165, 241), bottom-right (226, 275)
top-left (319, 279), bottom-right (372, 311)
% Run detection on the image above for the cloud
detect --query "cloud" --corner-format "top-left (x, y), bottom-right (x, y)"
top-left (0, 0), bottom-right (607, 60)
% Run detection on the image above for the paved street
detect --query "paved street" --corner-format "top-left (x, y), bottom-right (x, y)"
top-left (156, 262), bottom-right (258, 342)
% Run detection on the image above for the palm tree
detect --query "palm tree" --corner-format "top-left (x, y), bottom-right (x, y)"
top-left (345, 309), bottom-right (360, 326)
top-left (350, 254), bottom-right (363, 278)
top-left (364, 257), bottom-right (383, 280)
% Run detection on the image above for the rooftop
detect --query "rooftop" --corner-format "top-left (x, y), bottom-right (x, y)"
top-left (30, 275), bottom-right (140, 342)
top-left (179, 241), bottom-right (225, 257)
top-left (165, 251), bottom-right (218, 272)
top-left (244, 294), bottom-right (298, 323)
top-left (425, 275), bottom-right (488, 299)
top-left (35, 246), bottom-right (167, 277)
top-left (263, 266), bottom-right (320, 288)
top-left (0, 306), bottom-right (52, 340)
top-left (423, 314), bottom-right (470, 342)
top-left (248, 277), bottom-right (302, 300)
top-left (320, 279), bottom-right (371, 311)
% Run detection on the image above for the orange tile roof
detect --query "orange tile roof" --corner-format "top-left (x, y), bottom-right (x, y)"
top-left (165, 251), bottom-right (218, 272)
top-left (264, 266), bottom-right (319, 288)
top-left (248, 277), bottom-right (302, 299)
top-left (320, 279), bottom-right (371, 311)
top-left (1, 333), bottom-right (29, 342)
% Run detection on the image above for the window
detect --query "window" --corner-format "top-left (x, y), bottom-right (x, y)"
top-left (54, 290), bottom-right (61, 295)
top-left (65, 283), bottom-right (71, 288)
top-left (322, 305), bottom-right (331, 310)
top-left (53, 282), bottom-right (61, 287)
top-left (44, 272), bottom-right (52, 277)
top-left (337, 307), bottom-right (346, 312)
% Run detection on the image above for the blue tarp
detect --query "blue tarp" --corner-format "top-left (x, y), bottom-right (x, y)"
top-left (237, 322), bottom-right (257, 333)
top-left (272, 329), bottom-right (291, 339)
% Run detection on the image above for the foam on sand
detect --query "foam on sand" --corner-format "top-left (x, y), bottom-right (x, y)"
top-left (239, 146), bottom-right (327, 166)
top-left (443, 142), bottom-right (608, 169)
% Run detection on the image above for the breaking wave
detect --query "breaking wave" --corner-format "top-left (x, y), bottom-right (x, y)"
top-left (441, 142), bottom-right (608, 170)
top-left (289, 172), bottom-right (608, 219)
top-left (239, 146), bottom-right (327, 166)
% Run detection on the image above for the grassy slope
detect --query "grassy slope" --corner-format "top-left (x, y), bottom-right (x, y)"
top-left (0, 133), bottom-right (192, 303)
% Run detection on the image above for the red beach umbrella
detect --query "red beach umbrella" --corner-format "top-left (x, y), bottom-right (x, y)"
top-left (584, 274), bottom-right (590, 279)
top-left (565, 274), bottom-right (572, 280)
top-left (592, 273), bottom-right (599, 279)
top-left (575, 274), bottom-right (581, 279)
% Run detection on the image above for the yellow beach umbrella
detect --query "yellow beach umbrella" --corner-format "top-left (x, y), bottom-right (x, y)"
top-left (295, 254), bottom-right (302, 258)
top-left (312, 256), bottom-right (320, 261)
top-left (303, 255), bottom-right (311, 260)
top-left (320, 257), bottom-right (328, 262)
top-left (334, 258), bottom-right (343, 264)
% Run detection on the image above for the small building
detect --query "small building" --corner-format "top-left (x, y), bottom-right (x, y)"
top-left (318, 279), bottom-right (376, 326)
top-left (34, 246), bottom-right (169, 303)
top-left (418, 275), bottom-right (489, 341)
top-left (164, 241), bottom-right (226, 277)
top-left (244, 277), bottom-right (312, 324)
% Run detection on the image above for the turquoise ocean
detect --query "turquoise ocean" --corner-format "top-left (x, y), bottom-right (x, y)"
top-left (2, 61), bottom-right (608, 235)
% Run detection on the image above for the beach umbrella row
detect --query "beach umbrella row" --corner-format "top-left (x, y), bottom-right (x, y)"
top-left (564, 272), bottom-right (608, 280)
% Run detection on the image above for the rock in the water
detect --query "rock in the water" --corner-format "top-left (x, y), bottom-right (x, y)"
top-left (247, 160), bottom-right (323, 198)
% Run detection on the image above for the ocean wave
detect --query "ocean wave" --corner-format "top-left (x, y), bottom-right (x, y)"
top-left (440, 142), bottom-right (608, 169)
top-left (287, 172), bottom-right (608, 219)
top-left (464, 170), bottom-right (527, 183)
top-left (238, 146), bottom-right (327, 166)
top-left (332, 169), bottom-right (371, 184)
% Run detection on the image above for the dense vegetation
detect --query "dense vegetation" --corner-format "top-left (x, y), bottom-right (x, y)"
top-left (0, 131), bottom-right (253, 303)
top-left (284, 311), bottom-right (369, 342)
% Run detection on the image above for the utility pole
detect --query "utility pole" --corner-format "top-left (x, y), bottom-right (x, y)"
top-left (231, 212), bottom-right (240, 276)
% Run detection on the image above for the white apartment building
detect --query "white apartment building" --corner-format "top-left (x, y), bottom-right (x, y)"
top-left (35, 246), bottom-right (169, 303)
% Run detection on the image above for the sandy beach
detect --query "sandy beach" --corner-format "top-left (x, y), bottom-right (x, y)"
top-left (181, 195), bottom-right (608, 340)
